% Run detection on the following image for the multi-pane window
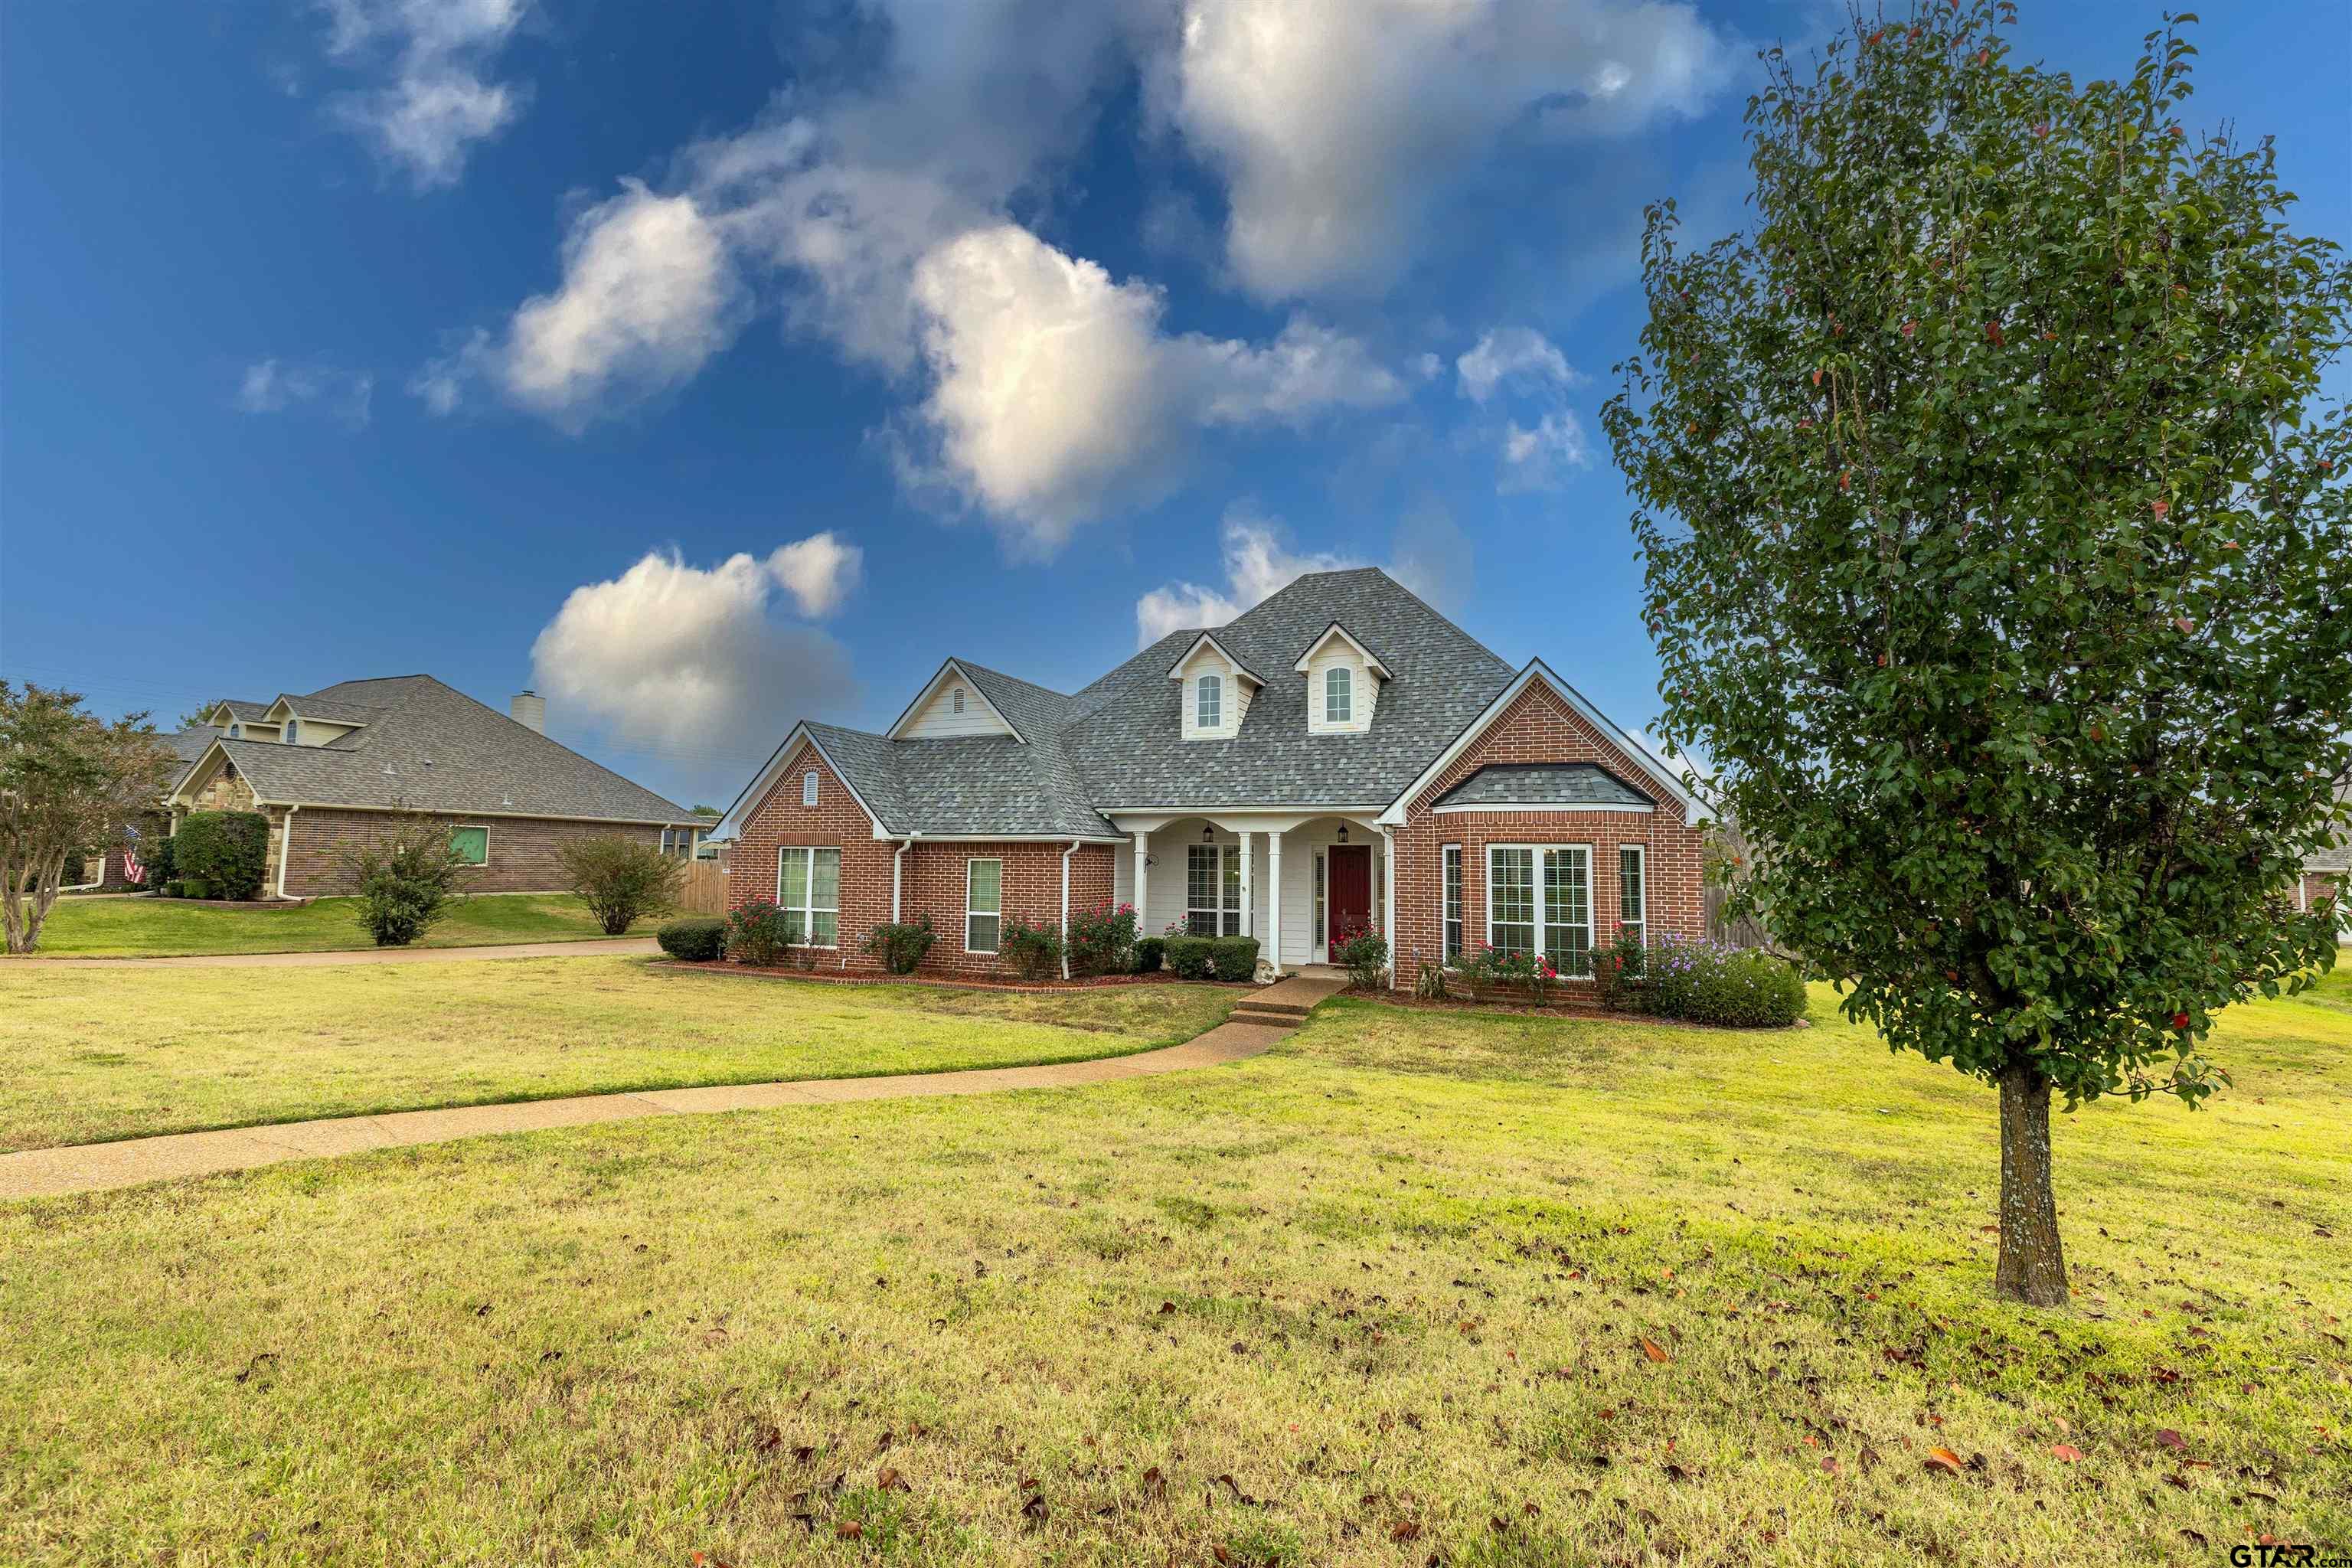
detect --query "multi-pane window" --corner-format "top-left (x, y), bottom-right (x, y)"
top-left (660, 827), bottom-right (697, 858)
top-left (777, 847), bottom-right (841, 947)
top-left (449, 825), bottom-right (488, 866)
top-left (1197, 674), bottom-right (1223, 730)
top-left (1487, 844), bottom-right (1593, 976)
top-left (1442, 844), bottom-right (1463, 962)
top-left (1619, 844), bottom-right (1647, 949)
top-left (965, 858), bottom-right (1001, 952)
top-left (1325, 666), bottom-right (1352, 723)
top-left (1187, 843), bottom-right (1241, 936)
top-left (802, 770), bottom-right (819, 806)
top-left (1312, 849), bottom-right (1326, 947)
top-left (1488, 847), bottom-right (1535, 959)
top-left (286, 719), bottom-right (301, 743)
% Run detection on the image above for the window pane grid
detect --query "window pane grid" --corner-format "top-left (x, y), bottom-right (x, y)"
top-left (777, 847), bottom-right (841, 948)
top-left (967, 858), bottom-right (1001, 953)
top-left (1325, 667), bottom-right (1351, 723)
top-left (1488, 847), bottom-right (1534, 959)
top-left (1619, 845), bottom-right (1645, 948)
top-left (1197, 675), bottom-right (1221, 729)
top-left (1187, 844), bottom-right (1240, 937)
top-left (1544, 848), bottom-right (1591, 978)
top-left (1442, 844), bottom-right (1462, 961)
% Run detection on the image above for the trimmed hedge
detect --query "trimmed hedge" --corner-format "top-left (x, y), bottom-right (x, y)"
top-left (1208, 936), bottom-right (1260, 982)
top-left (1130, 936), bottom-right (1166, 975)
top-left (657, 917), bottom-right (728, 962)
top-left (1164, 935), bottom-right (1214, 980)
top-left (175, 811), bottom-right (270, 900)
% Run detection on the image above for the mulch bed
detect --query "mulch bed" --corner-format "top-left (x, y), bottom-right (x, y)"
top-left (1345, 986), bottom-right (1768, 1029)
top-left (650, 960), bottom-right (1253, 995)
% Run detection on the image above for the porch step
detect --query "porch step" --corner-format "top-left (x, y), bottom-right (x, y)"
top-left (1231, 999), bottom-right (1313, 1024)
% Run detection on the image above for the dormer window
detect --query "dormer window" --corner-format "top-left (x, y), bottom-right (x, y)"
top-left (1197, 674), bottom-right (1223, 730)
top-left (952, 688), bottom-right (965, 713)
top-left (1325, 667), bottom-right (1352, 724)
top-left (229, 723), bottom-right (242, 738)
top-left (285, 719), bottom-right (300, 743)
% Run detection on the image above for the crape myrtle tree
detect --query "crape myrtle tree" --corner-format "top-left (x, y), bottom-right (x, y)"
top-left (1, 683), bottom-right (179, 953)
top-left (1601, 3), bottom-right (2352, 1305)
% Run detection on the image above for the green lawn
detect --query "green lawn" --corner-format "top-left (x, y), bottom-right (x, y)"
top-left (0, 958), bottom-right (1239, 1152)
top-left (14, 891), bottom-right (659, 957)
top-left (3, 967), bottom-right (2346, 1564)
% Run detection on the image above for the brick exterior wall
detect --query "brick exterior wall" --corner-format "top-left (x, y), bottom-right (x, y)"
top-left (280, 808), bottom-right (663, 897)
top-left (1390, 681), bottom-right (1709, 988)
top-left (2303, 871), bottom-right (2347, 929)
top-left (726, 742), bottom-right (1118, 976)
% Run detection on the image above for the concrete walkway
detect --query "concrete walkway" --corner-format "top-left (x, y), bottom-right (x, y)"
top-left (0, 969), bottom-right (1360, 1200)
top-left (13, 937), bottom-right (661, 969)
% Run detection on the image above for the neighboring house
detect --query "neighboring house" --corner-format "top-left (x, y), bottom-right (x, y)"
top-left (2302, 779), bottom-right (2350, 937)
top-left (160, 677), bottom-right (703, 898)
top-left (712, 568), bottom-right (1710, 985)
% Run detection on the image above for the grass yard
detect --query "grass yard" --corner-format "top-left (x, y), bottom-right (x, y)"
top-left (0, 959), bottom-right (1239, 1152)
top-left (14, 891), bottom-right (660, 957)
top-left (3, 968), bottom-right (2347, 1565)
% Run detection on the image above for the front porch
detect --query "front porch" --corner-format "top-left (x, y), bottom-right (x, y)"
top-left (1109, 811), bottom-right (1393, 977)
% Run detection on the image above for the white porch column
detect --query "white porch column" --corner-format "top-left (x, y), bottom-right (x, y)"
top-left (1133, 831), bottom-right (1151, 931)
top-left (1236, 830), bottom-right (1253, 939)
top-left (1380, 825), bottom-right (1398, 988)
top-left (1266, 830), bottom-right (1283, 975)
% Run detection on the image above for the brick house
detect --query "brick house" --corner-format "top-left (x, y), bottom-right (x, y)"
top-left (157, 676), bottom-right (704, 898)
top-left (2300, 779), bottom-right (2350, 938)
top-left (712, 568), bottom-right (1711, 986)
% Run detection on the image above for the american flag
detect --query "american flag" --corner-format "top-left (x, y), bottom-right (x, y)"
top-left (121, 825), bottom-right (145, 886)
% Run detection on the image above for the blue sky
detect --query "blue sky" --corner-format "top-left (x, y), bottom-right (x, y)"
top-left (4, 0), bottom-right (2345, 810)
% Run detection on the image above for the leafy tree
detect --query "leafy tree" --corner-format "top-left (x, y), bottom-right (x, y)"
top-left (337, 818), bottom-right (475, 946)
top-left (1603, 3), bottom-right (2352, 1304)
top-left (557, 834), bottom-right (684, 935)
top-left (1, 683), bottom-right (178, 952)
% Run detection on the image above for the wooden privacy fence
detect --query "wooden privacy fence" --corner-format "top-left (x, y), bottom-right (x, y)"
top-left (1705, 880), bottom-right (1770, 949)
top-left (677, 861), bottom-right (729, 915)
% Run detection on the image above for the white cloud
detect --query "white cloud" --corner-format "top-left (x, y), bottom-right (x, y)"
top-left (1498, 410), bottom-right (1593, 489)
top-left (530, 541), bottom-right (861, 753)
top-left (420, 181), bottom-right (744, 426)
top-left (235, 359), bottom-right (374, 426)
top-left (907, 224), bottom-right (1403, 555)
top-left (769, 531), bottom-right (864, 619)
top-left (1455, 326), bottom-right (1581, 403)
top-left (1161, 0), bottom-right (1736, 299)
top-left (322, 0), bottom-right (530, 188)
top-left (1134, 501), bottom-right (1469, 646)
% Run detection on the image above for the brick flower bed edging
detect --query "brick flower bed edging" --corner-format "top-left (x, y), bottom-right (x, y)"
top-left (648, 960), bottom-right (1253, 996)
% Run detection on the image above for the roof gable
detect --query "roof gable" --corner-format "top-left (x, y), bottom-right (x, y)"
top-left (1291, 622), bottom-right (1391, 678)
top-left (1165, 632), bottom-right (1265, 686)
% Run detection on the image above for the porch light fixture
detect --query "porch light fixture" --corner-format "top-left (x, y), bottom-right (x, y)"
top-left (1202, 824), bottom-right (1215, 843)
top-left (1335, 824), bottom-right (1349, 843)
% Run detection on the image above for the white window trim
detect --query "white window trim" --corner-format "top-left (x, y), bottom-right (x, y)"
top-left (1185, 842), bottom-right (1241, 937)
top-left (285, 719), bottom-right (300, 744)
top-left (952, 687), bottom-right (965, 713)
top-left (1442, 843), bottom-right (1463, 962)
top-left (1325, 666), bottom-right (1352, 724)
top-left (1197, 673), bottom-right (1223, 730)
top-left (774, 846), bottom-right (841, 949)
top-left (965, 857), bottom-right (1002, 954)
top-left (802, 769), bottom-right (820, 806)
top-left (450, 823), bottom-right (491, 867)
top-left (1619, 844), bottom-right (1648, 949)
top-left (1485, 842), bottom-right (1596, 978)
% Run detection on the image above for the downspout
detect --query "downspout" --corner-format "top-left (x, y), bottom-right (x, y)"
top-left (1380, 825), bottom-right (1398, 990)
top-left (275, 805), bottom-right (302, 900)
top-left (1060, 841), bottom-right (1080, 980)
top-left (892, 832), bottom-right (919, 922)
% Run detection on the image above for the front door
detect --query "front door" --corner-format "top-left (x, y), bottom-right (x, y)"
top-left (1327, 844), bottom-right (1372, 949)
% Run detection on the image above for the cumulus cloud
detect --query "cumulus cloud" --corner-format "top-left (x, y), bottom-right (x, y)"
top-left (1161, 0), bottom-right (1736, 299)
top-left (322, 0), bottom-right (530, 188)
top-left (418, 181), bottom-right (746, 426)
top-left (530, 540), bottom-right (861, 753)
top-left (235, 359), bottom-right (374, 426)
top-left (1498, 410), bottom-right (1593, 489)
top-left (1452, 326), bottom-right (1591, 490)
top-left (1133, 502), bottom-right (1469, 646)
top-left (1455, 326), bottom-right (1582, 404)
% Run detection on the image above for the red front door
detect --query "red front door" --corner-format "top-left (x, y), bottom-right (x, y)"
top-left (1327, 845), bottom-right (1371, 949)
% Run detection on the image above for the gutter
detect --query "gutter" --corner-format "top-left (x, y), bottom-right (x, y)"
top-left (1060, 840), bottom-right (1080, 980)
top-left (275, 805), bottom-right (302, 900)
top-left (892, 832), bottom-right (920, 922)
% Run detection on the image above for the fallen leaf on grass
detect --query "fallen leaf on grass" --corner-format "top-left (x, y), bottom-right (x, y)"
top-left (1924, 1448), bottom-right (1965, 1476)
top-left (877, 1468), bottom-right (908, 1493)
top-left (1640, 1338), bottom-right (1671, 1364)
top-left (2051, 1444), bottom-right (2085, 1463)
top-left (2154, 1429), bottom-right (2190, 1452)
top-left (1821, 1457), bottom-right (1842, 1476)
top-left (1390, 1521), bottom-right (1423, 1543)
top-left (835, 1521), bottom-right (863, 1540)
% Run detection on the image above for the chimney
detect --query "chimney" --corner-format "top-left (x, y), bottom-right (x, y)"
top-left (510, 690), bottom-right (546, 734)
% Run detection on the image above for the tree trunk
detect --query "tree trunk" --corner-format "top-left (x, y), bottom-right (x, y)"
top-left (1994, 1060), bottom-right (2069, 1306)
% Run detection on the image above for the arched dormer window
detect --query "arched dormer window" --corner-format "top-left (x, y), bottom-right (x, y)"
top-left (285, 719), bottom-right (300, 743)
top-left (229, 723), bottom-right (242, 738)
top-left (802, 770), bottom-right (820, 806)
top-left (1197, 673), bottom-right (1223, 730)
top-left (952, 687), bottom-right (965, 713)
top-left (1325, 666), bottom-right (1352, 724)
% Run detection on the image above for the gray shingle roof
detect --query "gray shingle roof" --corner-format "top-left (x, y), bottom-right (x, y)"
top-left (762, 570), bottom-right (1522, 837)
top-left (1432, 763), bottom-right (1654, 811)
top-left (179, 676), bottom-right (693, 824)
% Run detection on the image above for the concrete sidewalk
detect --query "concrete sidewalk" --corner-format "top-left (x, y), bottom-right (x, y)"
top-left (12, 938), bottom-right (661, 969)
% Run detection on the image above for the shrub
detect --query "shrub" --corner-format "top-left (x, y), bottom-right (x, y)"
top-left (178, 877), bottom-right (211, 901)
top-left (336, 818), bottom-right (473, 946)
top-left (863, 916), bottom-right (936, 975)
top-left (1333, 924), bottom-right (1389, 991)
top-left (1414, 959), bottom-right (1449, 999)
top-left (1208, 936), bottom-right (1259, 982)
top-left (1164, 935), bottom-right (1215, 980)
top-left (1066, 901), bottom-right (1138, 978)
top-left (998, 916), bottom-right (1063, 982)
top-left (1643, 936), bottom-right (1807, 1027)
top-left (656, 916), bottom-right (727, 961)
top-left (557, 835), bottom-right (684, 935)
top-left (141, 832), bottom-right (176, 891)
top-left (1130, 936), bottom-right (1166, 975)
top-left (1592, 926), bottom-right (1648, 1012)
top-left (727, 900), bottom-right (791, 966)
top-left (175, 810), bottom-right (270, 900)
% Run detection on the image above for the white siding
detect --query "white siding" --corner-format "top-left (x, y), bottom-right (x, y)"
top-left (1272, 822), bottom-right (1381, 966)
top-left (1176, 646), bottom-right (1252, 740)
top-left (1303, 635), bottom-right (1377, 734)
top-left (900, 675), bottom-right (1014, 738)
